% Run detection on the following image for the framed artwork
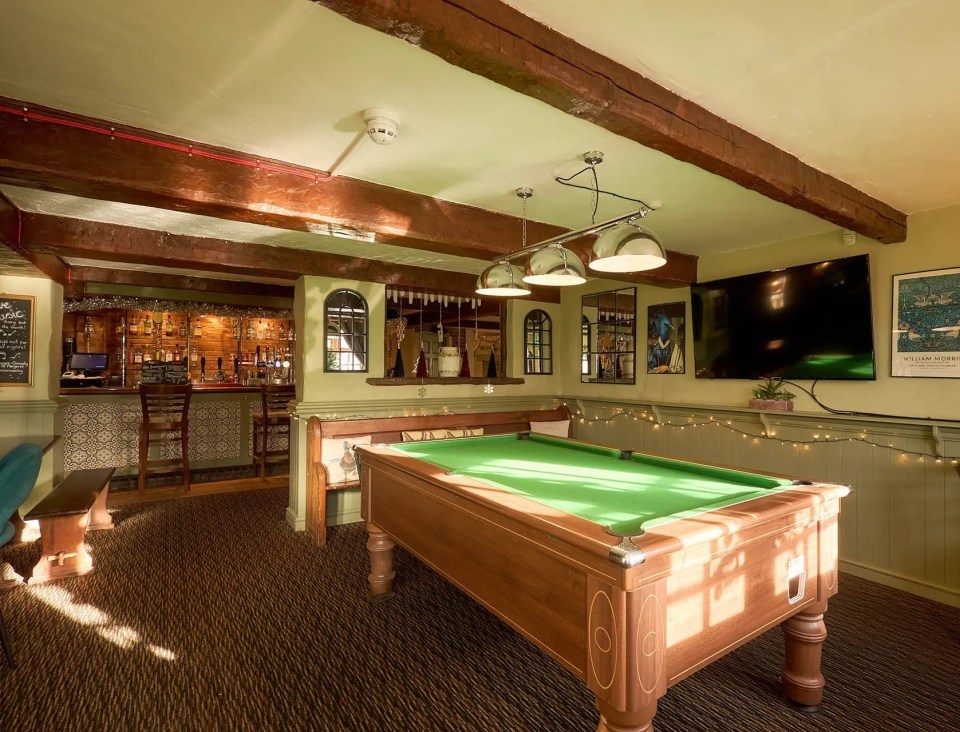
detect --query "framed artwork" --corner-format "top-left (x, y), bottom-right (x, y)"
top-left (891, 267), bottom-right (960, 378)
top-left (647, 302), bottom-right (685, 374)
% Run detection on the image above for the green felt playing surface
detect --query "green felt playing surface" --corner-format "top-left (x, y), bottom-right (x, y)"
top-left (389, 433), bottom-right (794, 534)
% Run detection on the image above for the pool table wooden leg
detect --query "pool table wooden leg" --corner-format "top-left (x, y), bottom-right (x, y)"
top-left (366, 522), bottom-right (396, 598)
top-left (781, 600), bottom-right (828, 711)
top-left (597, 699), bottom-right (656, 731)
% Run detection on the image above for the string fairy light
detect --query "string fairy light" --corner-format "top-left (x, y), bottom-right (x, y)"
top-left (561, 403), bottom-right (959, 464)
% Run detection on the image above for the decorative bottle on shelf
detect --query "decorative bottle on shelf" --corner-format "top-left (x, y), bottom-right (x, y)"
top-left (144, 316), bottom-right (153, 336)
top-left (135, 347), bottom-right (143, 364)
top-left (129, 315), bottom-right (138, 335)
top-left (179, 320), bottom-right (187, 338)
top-left (116, 318), bottom-right (124, 335)
top-left (142, 347), bottom-right (151, 363)
top-left (278, 324), bottom-right (285, 341)
top-left (193, 318), bottom-right (202, 337)
top-left (165, 315), bottom-right (174, 337)
top-left (191, 348), bottom-right (198, 364)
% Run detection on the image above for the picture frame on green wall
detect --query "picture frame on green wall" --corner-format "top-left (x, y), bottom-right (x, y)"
top-left (892, 267), bottom-right (960, 378)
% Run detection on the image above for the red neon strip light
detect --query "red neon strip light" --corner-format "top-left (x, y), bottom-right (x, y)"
top-left (0, 103), bottom-right (333, 182)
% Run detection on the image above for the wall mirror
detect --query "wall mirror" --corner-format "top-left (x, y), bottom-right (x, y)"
top-left (581, 287), bottom-right (636, 384)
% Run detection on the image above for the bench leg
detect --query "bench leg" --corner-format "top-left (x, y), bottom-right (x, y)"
top-left (29, 513), bottom-right (94, 584)
top-left (87, 484), bottom-right (114, 531)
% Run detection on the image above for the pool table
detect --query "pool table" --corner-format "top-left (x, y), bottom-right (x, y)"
top-left (357, 433), bottom-right (849, 732)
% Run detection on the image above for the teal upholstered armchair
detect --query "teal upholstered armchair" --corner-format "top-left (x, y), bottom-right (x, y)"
top-left (0, 443), bottom-right (43, 545)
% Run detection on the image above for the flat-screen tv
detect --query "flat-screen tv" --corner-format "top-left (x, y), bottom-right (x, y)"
top-left (692, 255), bottom-right (876, 380)
top-left (69, 352), bottom-right (109, 371)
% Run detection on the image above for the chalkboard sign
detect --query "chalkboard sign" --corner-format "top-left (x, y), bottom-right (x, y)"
top-left (0, 294), bottom-right (35, 387)
top-left (140, 362), bottom-right (189, 385)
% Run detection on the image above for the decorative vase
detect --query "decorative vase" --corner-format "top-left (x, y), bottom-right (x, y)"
top-left (415, 348), bottom-right (429, 377)
top-left (392, 346), bottom-right (405, 378)
top-left (438, 346), bottom-right (460, 377)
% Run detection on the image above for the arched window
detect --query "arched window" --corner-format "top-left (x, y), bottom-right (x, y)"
top-left (325, 290), bottom-right (368, 372)
top-left (523, 309), bottom-right (552, 375)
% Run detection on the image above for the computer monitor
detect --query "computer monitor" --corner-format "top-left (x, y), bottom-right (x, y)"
top-left (69, 352), bottom-right (109, 371)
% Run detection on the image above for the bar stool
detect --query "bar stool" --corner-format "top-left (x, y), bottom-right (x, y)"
top-left (252, 384), bottom-right (295, 479)
top-left (138, 384), bottom-right (192, 494)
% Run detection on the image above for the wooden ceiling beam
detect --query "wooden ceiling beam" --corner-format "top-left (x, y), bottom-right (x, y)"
top-left (315, 0), bottom-right (907, 244)
top-left (0, 97), bottom-right (694, 286)
top-left (0, 191), bottom-right (69, 282)
top-left (21, 213), bottom-right (560, 302)
top-left (66, 267), bottom-right (296, 300)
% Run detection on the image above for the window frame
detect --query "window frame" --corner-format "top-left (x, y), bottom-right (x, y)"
top-left (523, 309), bottom-right (553, 375)
top-left (324, 289), bottom-right (369, 373)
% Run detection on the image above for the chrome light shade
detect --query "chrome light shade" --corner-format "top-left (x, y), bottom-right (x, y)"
top-left (522, 245), bottom-right (588, 286)
top-left (589, 222), bottom-right (667, 273)
top-left (475, 262), bottom-right (531, 297)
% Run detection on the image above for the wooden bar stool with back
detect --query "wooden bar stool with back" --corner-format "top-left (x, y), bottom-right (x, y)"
top-left (138, 384), bottom-right (192, 494)
top-left (252, 384), bottom-right (295, 480)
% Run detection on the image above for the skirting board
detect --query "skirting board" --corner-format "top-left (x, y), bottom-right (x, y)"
top-left (840, 560), bottom-right (960, 608)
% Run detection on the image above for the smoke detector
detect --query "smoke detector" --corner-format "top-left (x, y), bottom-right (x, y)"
top-left (363, 108), bottom-right (399, 145)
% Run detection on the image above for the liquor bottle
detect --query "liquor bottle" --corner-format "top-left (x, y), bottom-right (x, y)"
top-left (179, 320), bottom-right (187, 338)
top-left (278, 324), bottom-right (285, 341)
top-left (287, 325), bottom-right (294, 342)
top-left (193, 317), bottom-right (202, 337)
top-left (145, 316), bottom-right (154, 336)
top-left (141, 347), bottom-right (149, 363)
top-left (165, 315), bottom-right (174, 337)
top-left (191, 347), bottom-right (198, 364)
top-left (129, 349), bottom-right (135, 364)
top-left (130, 315), bottom-right (139, 335)
top-left (173, 344), bottom-right (180, 362)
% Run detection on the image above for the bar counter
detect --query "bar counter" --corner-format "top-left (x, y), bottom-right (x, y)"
top-left (61, 384), bottom-right (292, 477)
top-left (60, 384), bottom-right (264, 395)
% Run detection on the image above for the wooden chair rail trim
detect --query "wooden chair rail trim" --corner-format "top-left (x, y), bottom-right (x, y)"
top-left (304, 405), bottom-right (570, 546)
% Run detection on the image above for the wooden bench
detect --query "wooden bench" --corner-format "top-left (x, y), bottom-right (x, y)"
top-left (23, 467), bottom-right (115, 583)
top-left (305, 405), bottom-right (571, 545)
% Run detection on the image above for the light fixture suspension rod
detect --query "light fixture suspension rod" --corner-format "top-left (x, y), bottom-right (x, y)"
top-left (497, 209), bottom-right (648, 264)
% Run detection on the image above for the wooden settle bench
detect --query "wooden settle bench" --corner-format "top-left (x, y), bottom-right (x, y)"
top-left (23, 467), bottom-right (116, 583)
top-left (305, 405), bottom-right (571, 545)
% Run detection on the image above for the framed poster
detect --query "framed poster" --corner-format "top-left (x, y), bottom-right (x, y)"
top-left (647, 302), bottom-right (685, 374)
top-left (892, 267), bottom-right (960, 378)
top-left (0, 293), bottom-right (35, 386)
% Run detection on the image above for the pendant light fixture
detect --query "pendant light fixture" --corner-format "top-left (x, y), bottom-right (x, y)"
top-left (475, 153), bottom-right (666, 296)
top-left (589, 222), bottom-right (666, 273)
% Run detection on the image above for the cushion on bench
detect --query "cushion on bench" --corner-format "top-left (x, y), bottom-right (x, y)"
top-left (401, 428), bottom-right (484, 442)
top-left (529, 420), bottom-right (571, 437)
top-left (320, 436), bottom-right (371, 485)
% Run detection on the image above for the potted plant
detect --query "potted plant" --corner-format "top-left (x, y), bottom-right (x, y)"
top-left (749, 378), bottom-right (796, 411)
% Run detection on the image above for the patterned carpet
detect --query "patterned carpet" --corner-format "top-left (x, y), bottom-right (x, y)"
top-left (1, 488), bottom-right (958, 731)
